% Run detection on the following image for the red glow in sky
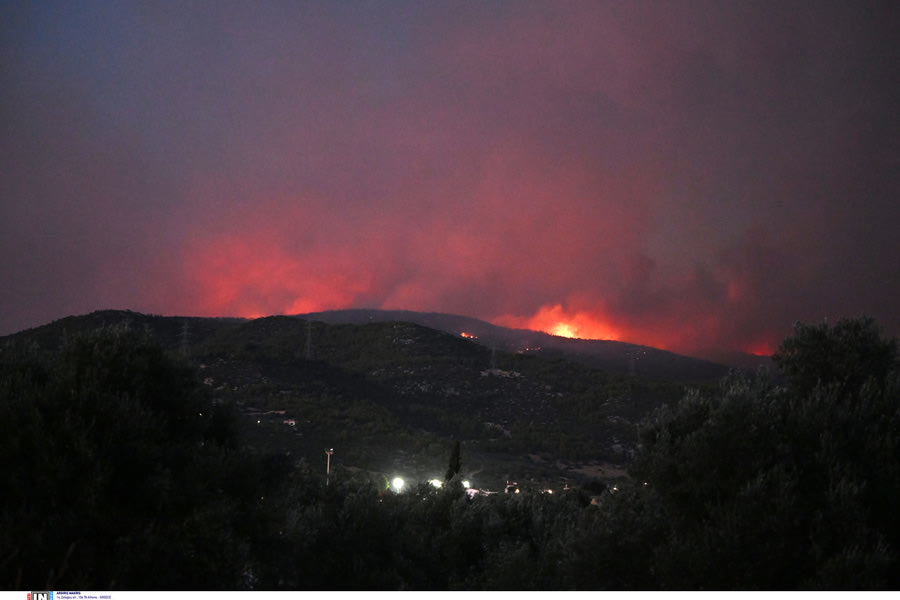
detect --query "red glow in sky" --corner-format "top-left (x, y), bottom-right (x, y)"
top-left (2, 2), bottom-right (899, 360)
top-left (184, 231), bottom-right (374, 320)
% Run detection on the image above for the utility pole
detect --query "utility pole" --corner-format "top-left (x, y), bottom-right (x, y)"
top-left (325, 448), bottom-right (334, 485)
top-left (306, 320), bottom-right (313, 360)
top-left (628, 350), bottom-right (636, 405)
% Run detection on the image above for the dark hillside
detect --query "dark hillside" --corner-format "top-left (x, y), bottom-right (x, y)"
top-left (0, 309), bottom-right (244, 354)
top-left (190, 315), bottom-right (687, 484)
top-left (302, 308), bottom-right (733, 381)
top-left (2, 311), bottom-right (689, 488)
top-left (3, 314), bottom-right (896, 590)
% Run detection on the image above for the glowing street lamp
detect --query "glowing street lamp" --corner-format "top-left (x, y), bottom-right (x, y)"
top-left (391, 477), bottom-right (405, 493)
top-left (428, 479), bottom-right (443, 489)
top-left (462, 480), bottom-right (470, 488)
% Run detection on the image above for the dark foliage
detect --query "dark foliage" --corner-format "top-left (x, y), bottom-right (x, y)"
top-left (773, 316), bottom-right (897, 398)
top-left (2, 316), bottom-right (897, 589)
top-left (632, 316), bottom-right (900, 589)
top-left (0, 325), bottom-right (248, 589)
top-left (446, 440), bottom-right (462, 482)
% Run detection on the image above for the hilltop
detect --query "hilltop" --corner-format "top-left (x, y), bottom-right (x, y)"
top-left (301, 308), bottom-right (754, 381)
top-left (0, 309), bottom-right (713, 488)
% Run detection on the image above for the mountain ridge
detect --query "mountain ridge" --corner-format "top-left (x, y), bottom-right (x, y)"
top-left (298, 308), bottom-right (745, 382)
top-left (2, 307), bottom-right (768, 381)
top-left (1, 308), bottom-right (703, 487)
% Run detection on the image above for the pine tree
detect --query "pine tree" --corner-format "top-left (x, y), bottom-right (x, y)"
top-left (445, 440), bottom-right (461, 482)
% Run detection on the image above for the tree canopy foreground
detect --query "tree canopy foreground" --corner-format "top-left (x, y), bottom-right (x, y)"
top-left (1, 317), bottom-right (897, 589)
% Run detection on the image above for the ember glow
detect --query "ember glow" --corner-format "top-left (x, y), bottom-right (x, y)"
top-left (495, 304), bottom-right (622, 342)
top-left (744, 339), bottom-right (777, 358)
top-left (2, 2), bottom-right (898, 359)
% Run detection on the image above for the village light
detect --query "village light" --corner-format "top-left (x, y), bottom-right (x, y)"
top-left (462, 480), bottom-right (470, 488)
top-left (392, 477), bottom-right (405, 493)
top-left (429, 479), bottom-right (443, 488)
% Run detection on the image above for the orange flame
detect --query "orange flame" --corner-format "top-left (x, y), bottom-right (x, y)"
top-left (494, 304), bottom-right (621, 341)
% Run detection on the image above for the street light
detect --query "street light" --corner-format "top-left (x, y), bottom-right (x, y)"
top-left (325, 448), bottom-right (334, 485)
top-left (391, 477), bottom-right (405, 493)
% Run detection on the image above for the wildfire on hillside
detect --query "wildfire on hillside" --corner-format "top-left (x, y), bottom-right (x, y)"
top-left (495, 304), bottom-right (621, 342)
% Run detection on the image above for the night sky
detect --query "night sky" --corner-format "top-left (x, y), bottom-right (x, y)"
top-left (2, 1), bottom-right (899, 357)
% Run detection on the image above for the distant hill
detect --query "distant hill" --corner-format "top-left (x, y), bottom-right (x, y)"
top-left (1, 309), bottom-right (725, 489)
top-left (300, 308), bottom-right (737, 382)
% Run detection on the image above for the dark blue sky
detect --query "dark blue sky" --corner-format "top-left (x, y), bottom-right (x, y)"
top-left (2, 0), bottom-right (899, 356)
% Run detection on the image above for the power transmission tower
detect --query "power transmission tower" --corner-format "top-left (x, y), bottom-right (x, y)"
top-left (180, 320), bottom-right (190, 357)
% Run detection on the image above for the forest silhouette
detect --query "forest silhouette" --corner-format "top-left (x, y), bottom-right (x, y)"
top-left (1, 317), bottom-right (897, 589)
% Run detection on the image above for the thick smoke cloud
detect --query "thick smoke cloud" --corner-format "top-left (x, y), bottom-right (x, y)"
top-left (2, 1), bottom-right (898, 358)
